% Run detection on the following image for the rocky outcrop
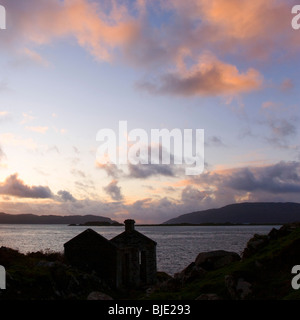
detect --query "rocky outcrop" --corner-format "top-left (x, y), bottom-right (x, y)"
top-left (159, 250), bottom-right (241, 291)
top-left (195, 250), bottom-right (241, 270)
top-left (151, 222), bottom-right (300, 300)
top-left (242, 234), bottom-right (269, 258)
top-left (225, 274), bottom-right (252, 300)
top-left (173, 262), bottom-right (206, 284)
top-left (2, 222), bottom-right (300, 300)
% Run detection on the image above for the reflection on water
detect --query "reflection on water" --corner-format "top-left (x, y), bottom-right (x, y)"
top-left (0, 224), bottom-right (280, 276)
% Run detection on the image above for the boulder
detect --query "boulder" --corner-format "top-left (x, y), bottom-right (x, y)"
top-left (242, 234), bottom-right (269, 258)
top-left (174, 262), bottom-right (206, 284)
top-left (225, 275), bottom-right (252, 300)
top-left (195, 250), bottom-right (241, 271)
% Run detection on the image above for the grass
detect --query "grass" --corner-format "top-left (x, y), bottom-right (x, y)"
top-left (2, 224), bottom-right (300, 300)
top-left (147, 226), bottom-right (300, 300)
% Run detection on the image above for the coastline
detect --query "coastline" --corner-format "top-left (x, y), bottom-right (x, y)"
top-left (0, 223), bottom-right (300, 300)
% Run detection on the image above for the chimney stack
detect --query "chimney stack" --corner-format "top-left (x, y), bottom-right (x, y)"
top-left (124, 219), bottom-right (135, 232)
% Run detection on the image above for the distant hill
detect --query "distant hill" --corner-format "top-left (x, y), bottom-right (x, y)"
top-left (163, 202), bottom-right (300, 225)
top-left (0, 212), bottom-right (119, 225)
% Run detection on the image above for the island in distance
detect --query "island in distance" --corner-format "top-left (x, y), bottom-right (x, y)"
top-left (163, 202), bottom-right (300, 225)
top-left (68, 221), bottom-right (123, 226)
top-left (0, 212), bottom-right (121, 225)
top-left (1, 202), bottom-right (300, 226)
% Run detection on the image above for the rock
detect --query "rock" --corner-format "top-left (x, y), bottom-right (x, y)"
top-left (276, 223), bottom-right (300, 238)
top-left (236, 279), bottom-right (252, 299)
top-left (156, 271), bottom-right (172, 283)
top-left (225, 275), bottom-right (252, 300)
top-left (157, 277), bottom-right (182, 291)
top-left (195, 250), bottom-right (241, 271)
top-left (242, 234), bottom-right (269, 258)
top-left (268, 227), bottom-right (280, 240)
top-left (174, 262), bottom-right (206, 284)
top-left (87, 291), bottom-right (113, 300)
top-left (195, 293), bottom-right (222, 300)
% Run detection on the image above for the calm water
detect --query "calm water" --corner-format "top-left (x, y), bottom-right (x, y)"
top-left (0, 224), bottom-right (280, 276)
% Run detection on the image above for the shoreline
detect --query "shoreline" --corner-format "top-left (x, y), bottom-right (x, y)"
top-left (1, 223), bottom-right (300, 300)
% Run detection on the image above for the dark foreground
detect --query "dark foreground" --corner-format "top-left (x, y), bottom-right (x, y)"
top-left (1, 223), bottom-right (300, 300)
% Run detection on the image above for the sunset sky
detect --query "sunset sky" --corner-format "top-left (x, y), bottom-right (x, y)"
top-left (0, 0), bottom-right (299, 223)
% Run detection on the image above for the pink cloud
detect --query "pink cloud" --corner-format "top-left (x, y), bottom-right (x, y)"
top-left (2, 0), bottom-right (298, 97)
top-left (3, 0), bottom-right (141, 62)
top-left (137, 53), bottom-right (263, 96)
top-left (0, 173), bottom-right (53, 198)
top-left (163, 0), bottom-right (298, 59)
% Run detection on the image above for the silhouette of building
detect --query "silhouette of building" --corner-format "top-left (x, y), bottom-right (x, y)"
top-left (64, 219), bottom-right (157, 288)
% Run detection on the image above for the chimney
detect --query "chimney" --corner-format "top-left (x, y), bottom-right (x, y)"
top-left (124, 219), bottom-right (135, 232)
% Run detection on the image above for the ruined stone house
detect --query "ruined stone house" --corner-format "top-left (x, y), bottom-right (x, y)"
top-left (63, 219), bottom-right (157, 288)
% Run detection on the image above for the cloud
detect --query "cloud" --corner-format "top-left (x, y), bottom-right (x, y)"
top-left (0, 111), bottom-right (10, 123)
top-left (179, 161), bottom-right (300, 213)
top-left (3, 0), bottom-right (141, 62)
top-left (57, 190), bottom-right (76, 202)
top-left (96, 143), bottom-right (181, 179)
top-left (20, 112), bottom-right (36, 124)
top-left (0, 174), bottom-right (53, 198)
top-left (47, 145), bottom-right (60, 154)
top-left (128, 163), bottom-right (177, 179)
top-left (181, 185), bottom-right (211, 205)
top-left (137, 53), bottom-right (263, 97)
top-left (70, 169), bottom-right (86, 178)
top-left (280, 79), bottom-right (294, 92)
top-left (224, 162), bottom-right (300, 194)
top-left (205, 136), bottom-right (226, 147)
top-left (265, 117), bottom-right (297, 149)
top-left (164, 0), bottom-right (297, 59)
top-left (25, 126), bottom-right (49, 134)
top-left (187, 161), bottom-right (300, 200)
top-left (22, 48), bottom-right (50, 67)
top-left (0, 162), bottom-right (299, 223)
top-left (3, 0), bottom-right (297, 99)
top-left (0, 133), bottom-right (38, 150)
top-left (261, 101), bottom-right (280, 110)
top-left (96, 162), bottom-right (124, 179)
top-left (269, 119), bottom-right (296, 138)
top-left (103, 180), bottom-right (123, 201)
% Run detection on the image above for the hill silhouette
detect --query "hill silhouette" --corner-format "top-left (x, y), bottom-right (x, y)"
top-left (0, 212), bottom-right (118, 225)
top-left (164, 202), bottom-right (300, 225)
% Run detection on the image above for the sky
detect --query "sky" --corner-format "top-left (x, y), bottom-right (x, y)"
top-left (0, 0), bottom-right (299, 224)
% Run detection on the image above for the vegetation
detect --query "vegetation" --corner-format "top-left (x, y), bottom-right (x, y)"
top-left (1, 223), bottom-right (300, 300)
top-left (147, 223), bottom-right (300, 300)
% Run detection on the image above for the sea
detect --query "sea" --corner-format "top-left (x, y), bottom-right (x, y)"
top-left (0, 224), bottom-right (280, 276)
